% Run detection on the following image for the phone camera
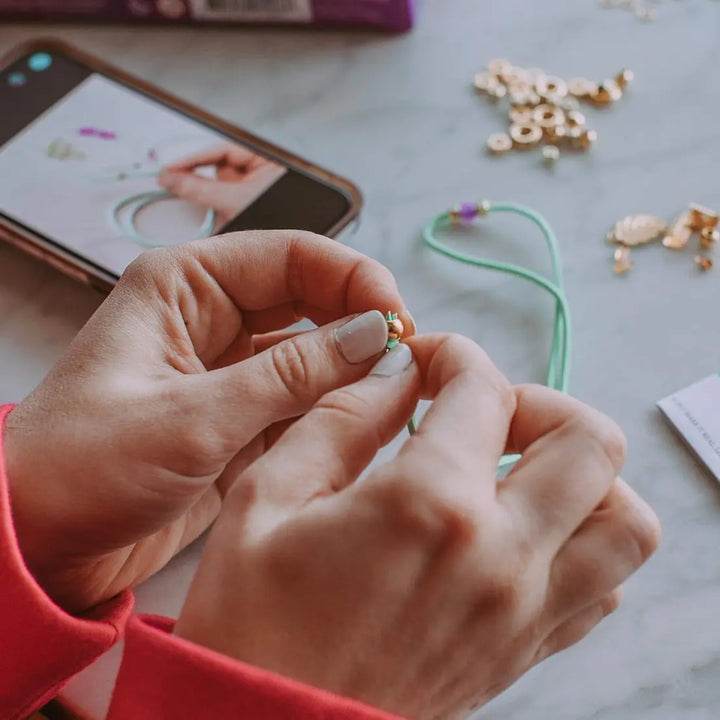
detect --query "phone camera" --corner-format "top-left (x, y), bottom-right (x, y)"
top-left (8, 72), bottom-right (26, 87)
top-left (28, 53), bottom-right (52, 72)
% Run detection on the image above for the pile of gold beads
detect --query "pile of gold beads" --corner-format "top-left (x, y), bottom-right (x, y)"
top-left (474, 60), bottom-right (633, 164)
top-left (608, 203), bottom-right (720, 275)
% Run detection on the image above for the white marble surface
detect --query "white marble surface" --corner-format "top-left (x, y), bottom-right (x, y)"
top-left (2, 1), bottom-right (720, 718)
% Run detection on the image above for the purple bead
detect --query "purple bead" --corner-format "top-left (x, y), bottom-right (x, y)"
top-left (79, 127), bottom-right (94, 136)
top-left (459, 202), bottom-right (479, 221)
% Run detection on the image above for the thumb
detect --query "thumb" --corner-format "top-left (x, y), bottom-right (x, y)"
top-left (201, 310), bottom-right (394, 446)
top-left (228, 342), bottom-right (418, 522)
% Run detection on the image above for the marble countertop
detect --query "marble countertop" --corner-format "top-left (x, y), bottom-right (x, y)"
top-left (2, 1), bottom-right (720, 717)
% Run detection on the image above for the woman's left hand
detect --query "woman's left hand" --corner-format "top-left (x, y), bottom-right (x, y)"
top-left (4, 230), bottom-right (413, 613)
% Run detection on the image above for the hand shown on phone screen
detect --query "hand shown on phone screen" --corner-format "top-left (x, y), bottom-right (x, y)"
top-left (158, 142), bottom-right (286, 227)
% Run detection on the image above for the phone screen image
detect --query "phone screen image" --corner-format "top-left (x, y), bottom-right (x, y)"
top-left (0, 48), bottom-right (354, 281)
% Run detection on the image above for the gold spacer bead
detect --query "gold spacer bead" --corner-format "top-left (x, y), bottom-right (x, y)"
top-left (700, 227), bottom-right (720, 249)
top-left (615, 69), bottom-right (634, 89)
top-left (486, 132), bottom-right (513, 155)
top-left (695, 255), bottom-right (713, 272)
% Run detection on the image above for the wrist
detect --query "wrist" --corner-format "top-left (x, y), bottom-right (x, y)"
top-left (3, 406), bottom-right (64, 604)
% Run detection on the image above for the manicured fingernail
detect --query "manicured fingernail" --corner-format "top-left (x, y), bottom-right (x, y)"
top-left (371, 343), bottom-right (413, 377)
top-left (336, 310), bottom-right (388, 364)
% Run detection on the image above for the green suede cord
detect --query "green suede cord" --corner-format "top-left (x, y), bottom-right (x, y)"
top-left (409, 201), bottom-right (571, 468)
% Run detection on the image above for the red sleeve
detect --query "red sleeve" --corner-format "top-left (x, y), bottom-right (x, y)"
top-left (0, 404), bottom-right (133, 720)
top-left (109, 615), bottom-right (405, 720)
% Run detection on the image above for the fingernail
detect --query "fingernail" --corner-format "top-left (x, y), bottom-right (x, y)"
top-left (371, 343), bottom-right (413, 377)
top-left (336, 310), bottom-right (388, 364)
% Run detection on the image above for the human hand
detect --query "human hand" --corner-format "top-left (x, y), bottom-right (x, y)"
top-left (4, 230), bottom-right (413, 614)
top-left (158, 142), bottom-right (285, 226)
top-left (176, 334), bottom-right (660, 719)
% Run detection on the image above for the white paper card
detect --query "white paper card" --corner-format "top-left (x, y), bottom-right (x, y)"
top-left (658, 373), bottom-right (720, 481)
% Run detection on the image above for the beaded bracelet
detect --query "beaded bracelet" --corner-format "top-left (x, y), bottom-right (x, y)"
top-left (400, 199), bottom-right (571, 464)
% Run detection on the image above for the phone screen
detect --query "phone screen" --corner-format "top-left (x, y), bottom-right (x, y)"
top-left (0, 48), bottom-right (353, 280)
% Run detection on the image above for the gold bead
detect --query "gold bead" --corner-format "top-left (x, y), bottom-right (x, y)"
top-left (567, 78), bottom-right (597, 98)
top-left (613, 246), bottom-right (633, 275)
top-left (509, 123), bottom-right (543, 148)
top-left (509, 105), bottom-right (534, 124)
top-left (695, 255), bottom-right (713, 271)
top-left (387, 317), bottom-right (405, 340)
top-left (565, 110), bottom-right (587, 129)
top-left (486, 132), bottom-right (513, 155)
top-left (535, 75), bottom-right (568, 100)
top-left (700, 227), bottom-right (720, 249)
top-left (473, 72), bottom-right (499, 93)
top-left (589, 81), bottom-right (622, 106)
top-left (615, 69), bottom-right (634, 89)
top-left (544, 124), bottom-right (568, 145)
top-left (542, 145), bottom-right (560, 164)
top-left (487, 58), bottom-right (513, 77)
top-left (532, 103), bottom-right (566, 129)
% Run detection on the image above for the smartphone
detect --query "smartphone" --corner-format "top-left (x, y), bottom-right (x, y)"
top-left (0, 39), bottom-right (362, 292)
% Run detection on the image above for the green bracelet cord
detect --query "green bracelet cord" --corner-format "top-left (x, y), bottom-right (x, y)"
top-left (409, 199), bottom-right (571, 467)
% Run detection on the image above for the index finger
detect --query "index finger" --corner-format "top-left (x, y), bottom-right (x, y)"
top-left (397, 333), bottom-right (516, 491)
top-left (177, 230), bottom-right (415, 334)
top-left (163, 142), bottom-right (256, 172)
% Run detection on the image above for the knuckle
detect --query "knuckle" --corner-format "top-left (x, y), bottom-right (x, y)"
top-left (602, 587), bottom-right (624, 617)
top-left (623, 497), bottom-right (661, 565)
top-left (269, 338), bottom-right (313, 404)
top-left (565, 408), bottom-right (627, 473)
top-left (368, 475), bottom-right (478, 551)
top-left (317, 386), bottom-right (377, 425)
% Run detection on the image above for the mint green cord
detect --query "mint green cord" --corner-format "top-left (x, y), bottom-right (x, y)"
top-left (408, 200), bottom-right (571, 467)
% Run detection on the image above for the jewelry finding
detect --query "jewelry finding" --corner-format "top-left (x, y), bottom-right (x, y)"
top-left (385, 312), bottom-right (404, 350)
top-left (609, 203), bottom-right (719, 274)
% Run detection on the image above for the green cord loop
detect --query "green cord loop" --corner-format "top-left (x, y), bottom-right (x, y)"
top-left (410, 200), bottom-right (571, 468)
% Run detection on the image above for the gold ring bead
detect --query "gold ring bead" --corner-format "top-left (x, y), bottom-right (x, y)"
top-left (565, 110), bottom-right (587, 129)
top-left (487, 132), bottom-right (513, 155)
top-left (535, 75), bottom-right (568, 100)
top-left (509, 105), bottom-right (535, 124)
top-left (473, 72), bottom-right (499, 93)
top-left (532, 104), bottom-right (566, 128)
top-left (510, 123), bottom-right (543, 148)
top-left (567, 78), bottom-right (597, 98)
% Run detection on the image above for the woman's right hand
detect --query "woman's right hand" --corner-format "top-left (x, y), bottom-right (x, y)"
top-left (175, 334), bottom-right (660, 719)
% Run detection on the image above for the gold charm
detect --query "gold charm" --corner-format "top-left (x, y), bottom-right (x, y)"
top-left (607, 214), bottom-right (667, 246)
top-left (688, 203), bottom-right (719, 232)
top-left (700, 227), bottom-right (720, 250)
top-left (614, 246), bottom-right (633, 275)
top-left (663, 212), bottom-right (693, 250)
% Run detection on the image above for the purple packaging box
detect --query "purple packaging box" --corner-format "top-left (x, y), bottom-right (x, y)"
top-left (0, 0), bottom-right (415, 31)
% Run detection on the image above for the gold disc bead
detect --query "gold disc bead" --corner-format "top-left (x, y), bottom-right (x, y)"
top-left (473, 72), bottom-right (499, 93)
top-left (567, 78), bottom-right (597, 98)
top-left (535, 75), bottom-right (568, 100)
top-left (510, 123), bottom-right (543, 148)
top-left (509, 105), bottom-right (534, 124)
top-left (487, 58), bottom-right (513, 77)
top-left (487, 132), bottom-right (513, 155)
top-left (565, 110), bottom-right (587, 129)
top-left (695, 255), bottom-right (713, 271)
top-left (532, 104), bottom-right (566, 129)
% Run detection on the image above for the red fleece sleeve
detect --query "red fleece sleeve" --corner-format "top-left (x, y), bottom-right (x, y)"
top-left (0, 405), bottom-right (133, 720)
top-left (109, 615), bottom-right (405, 720)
